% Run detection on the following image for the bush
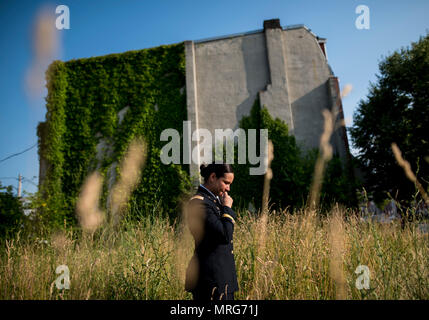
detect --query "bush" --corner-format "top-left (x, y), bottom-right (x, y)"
top-left (0, 183), bottom-right (24, 239)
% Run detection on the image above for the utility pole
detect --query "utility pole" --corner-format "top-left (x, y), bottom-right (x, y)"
top-left (18, 173), bottom-right (22, 197)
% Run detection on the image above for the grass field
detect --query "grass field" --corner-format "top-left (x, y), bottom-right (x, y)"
top-left (1, 134), bottom-right (427, 300)
top-left (1, 206), bottom-right (428, 300)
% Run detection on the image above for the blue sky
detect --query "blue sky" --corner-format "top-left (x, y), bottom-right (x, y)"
top-left (1, 0), bottom-right (428, 195)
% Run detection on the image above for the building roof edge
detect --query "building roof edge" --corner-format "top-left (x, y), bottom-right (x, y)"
top-left (193, 23), bottom-right (326, 44)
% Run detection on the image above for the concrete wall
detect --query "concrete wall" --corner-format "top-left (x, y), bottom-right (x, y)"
top-left (259, 26), bottom-right (294, 133)
top-left (185, 19), bottom-right (350, 177)
top-left (194, 32), bottom-right (270, 131)
top-left (284, 27), bottom-right (333, 150)
top-left (186, 31), bottom-right (271, 181)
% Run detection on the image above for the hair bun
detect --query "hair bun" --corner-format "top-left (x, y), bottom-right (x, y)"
top-left (200, 163), bottom-right (208, 175)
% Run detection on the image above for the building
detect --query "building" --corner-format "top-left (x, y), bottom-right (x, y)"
top-left (184, 19), bottom-right (350, 179)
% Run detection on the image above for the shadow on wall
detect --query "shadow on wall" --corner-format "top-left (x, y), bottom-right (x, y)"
top-left (234, 34), bottom-right (270, 130)
top-left (291, 80), bottom-right (346, 159)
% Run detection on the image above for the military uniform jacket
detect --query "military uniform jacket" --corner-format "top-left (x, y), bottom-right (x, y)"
top-left (185, 186), bottom-right (239, 295)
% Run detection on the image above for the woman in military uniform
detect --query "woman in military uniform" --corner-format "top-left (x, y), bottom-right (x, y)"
top-left (185, 163), bottom-right (238, 301)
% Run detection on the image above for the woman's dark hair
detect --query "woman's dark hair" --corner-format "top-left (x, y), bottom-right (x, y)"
top-left (200, 163), bottom-right (234, 182)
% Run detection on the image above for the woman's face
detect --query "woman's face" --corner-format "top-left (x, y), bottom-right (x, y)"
top-left (208, 172), bottom-right (234, 197)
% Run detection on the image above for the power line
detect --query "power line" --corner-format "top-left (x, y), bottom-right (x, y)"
top-left (0, 176), bottom-right (38, 187)
top-left (0, 175), bottom-right (38, 196)
top-left (0, 143), bottom-right (37, 164)
top-left (22, 177), bottom-right (38, 187)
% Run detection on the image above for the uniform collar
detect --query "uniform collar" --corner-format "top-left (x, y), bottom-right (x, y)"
top-left (198, 184), bottom-right (220, 202)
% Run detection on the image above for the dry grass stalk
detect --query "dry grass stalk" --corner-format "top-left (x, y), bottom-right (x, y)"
top-left (26, 6), bottom-right (60, 99)
top-left (391, 143), bottom-right (429, 205)
top-left (262, 140), bottom-right (274, 214)
top-left (308, 109), bottom-right (334, 209)
top-left (174, 203), bottom-right (190, 283)
top-left (181, 200), bottom-right (202, 293)
top-left (76, 172), bottom-right (105, 233)
top-left (329, 207), bottom-right (347, 299)
top-left (308, 85), bottom-right (352, 210)
top-left (109, 138), bottom-right (147, 226)
top-left (76, 138), bottom-right (147, 233)
top-left (250, 140), bottom-right (274, 299)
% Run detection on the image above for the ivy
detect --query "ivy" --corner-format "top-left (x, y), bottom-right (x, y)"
top-left (38, 43), bottom-right (191, 227)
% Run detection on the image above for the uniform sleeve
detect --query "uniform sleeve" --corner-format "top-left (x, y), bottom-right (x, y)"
top-left (205, 202), bottom-right (236, 245)
top-left (188, 199), bottom-right (236, 245)
top-left (221, 206), bottom-right (237, 222)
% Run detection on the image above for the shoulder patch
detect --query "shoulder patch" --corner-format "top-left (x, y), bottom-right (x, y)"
top-left (190, 195), bottom-right (204, 201)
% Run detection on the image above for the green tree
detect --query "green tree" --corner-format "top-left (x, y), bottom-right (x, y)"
top-left (0, 182), bottom-right (24, 239)
top-left (231, 98), bottom-right (356, 213)
top-left (350, 33), bottom-right (429, 202)
top-left (231, 98), bottom-right (308, 211)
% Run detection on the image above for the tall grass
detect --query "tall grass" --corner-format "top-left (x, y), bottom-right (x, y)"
top-left (1, 206), bottom-right (427, 299)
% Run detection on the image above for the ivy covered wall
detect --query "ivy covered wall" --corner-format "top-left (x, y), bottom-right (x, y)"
top-left (38, 43), bottom-right (191, 227)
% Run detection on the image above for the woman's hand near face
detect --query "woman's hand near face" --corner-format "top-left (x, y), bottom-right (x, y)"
top-left (220, 191), bottom-right (233, 208)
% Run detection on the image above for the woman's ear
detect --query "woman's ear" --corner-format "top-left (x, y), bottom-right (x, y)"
top-left (209, 172), bottom-right (216, 183)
